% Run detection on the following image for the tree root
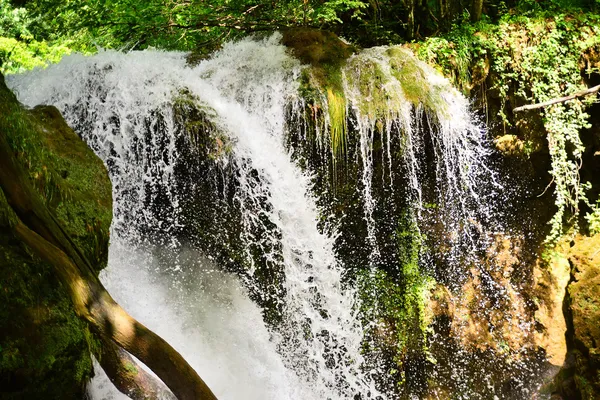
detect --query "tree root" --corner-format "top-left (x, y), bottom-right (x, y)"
top-left (99, 339), bottom-right (177, 400)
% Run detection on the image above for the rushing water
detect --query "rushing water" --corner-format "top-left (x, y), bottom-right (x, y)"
top-left (88, 243), bottom-right (306, 400)
top-left (342, 46), bottom-right (498, 269)
top-left (9, 34), bottom-right (379, 399)
top-left (7, 33), bottom-right (524, 399)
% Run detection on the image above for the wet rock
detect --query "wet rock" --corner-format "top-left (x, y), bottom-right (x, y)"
top-left (0, 73), bottom-right (111, 399)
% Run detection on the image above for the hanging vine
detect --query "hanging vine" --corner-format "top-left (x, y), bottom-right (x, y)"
top-left (417, 13), bottom-right (600, 242)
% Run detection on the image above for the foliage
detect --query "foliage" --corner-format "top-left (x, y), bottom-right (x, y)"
top-left (0, 36), bottom-right (71, 74)
top-left (18, 0), bottom-right (367, 52)
top-left (1, 0), bottom-right (598, 63)
top-left (0, 0), bottom-right (31, 38)
top-left (416, 12), bottom-right (600, 242)
top-left (0, 1), bottom-right (72, 74)
top-left (585, 200), bottom-right (600, 235)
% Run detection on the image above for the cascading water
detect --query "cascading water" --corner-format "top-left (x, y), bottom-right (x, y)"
top-left (8, 34), bottom-right (379, 399)
top-left (337, 46), bottom-right (540, 399)
top-left (7, 32), bottom-right (539, 400)
top-left (342, 46), bottom-right (499, 267)
top-left (287, 42), bottom-right (530, 398)
top-left (338, 46), bottom-right (513, 398)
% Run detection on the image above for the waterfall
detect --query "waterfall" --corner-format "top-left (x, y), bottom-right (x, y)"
top-left (342, 46), bottom-right (499, 270)
top-left (8, 34), bottom-right (379, 399)
top-left (7, 32), bottom-right (533, 400)
top-left (338, 46), bottom-right (509, 398)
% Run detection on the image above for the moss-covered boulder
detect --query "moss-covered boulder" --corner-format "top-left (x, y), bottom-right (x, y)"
top-left (0, 73), bottom-right (112, 399)
top-left (564, 234), bottom-right (600, 399)
top-left (281, 27), bottom-right (354, 86)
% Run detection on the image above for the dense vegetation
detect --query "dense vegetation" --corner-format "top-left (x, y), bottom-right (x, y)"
top-left (1, 0), bottom-right (599, 62)
top-left (414, 11), bottom-right (600, 242)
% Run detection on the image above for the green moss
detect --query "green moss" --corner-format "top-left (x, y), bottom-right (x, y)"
top-left (344, 56), bottom-right (391, 120)
top-left (124, 361), bottom-right (138, 375)
top-left (358, 213), bottom-right (435, 392)
top-left (0, 74), bottom-right (109, 398)
top-left (173, 90), bottom-right (233, 160)
top-left (341, 46), bottom-right (451, 129)
top-left (284, 28), bottom-right (355, 166)
top-left (283, 28), bottom-right (351, 103)
top-left (0, 81), bottom-right (112, 271)
top-left (31, 106), bottom-right (112, 270)
top-left (387, 48), bottom-right (429, 105)
top-left (387, 47), bottom-right (448, 117)
top-left (326, 88), bottom-right (347, 161)
top-left (0, 230), bottom-right (96, 399)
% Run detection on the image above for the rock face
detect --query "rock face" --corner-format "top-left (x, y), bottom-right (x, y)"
top-left (533, 245), bottom-right (572, 367)
top-left (568, 235), bottom-right (600, 398)
top-left (548, 234), bottom-right (600, 400)
top-left (481, 70), bottom-right (600, 400)
top-left (431, 27), bottom-right (600, 398)
top-left (0, 74), bottom-right (112, 399)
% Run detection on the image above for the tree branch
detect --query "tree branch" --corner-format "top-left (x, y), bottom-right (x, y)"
top-left (10, 214), bottom-right (219, 400)
top-left (513, 84), bottom-right (600, 112)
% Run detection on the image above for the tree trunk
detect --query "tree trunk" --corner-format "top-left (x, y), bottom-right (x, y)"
top-left (471, 0), bottom-right (483, 22)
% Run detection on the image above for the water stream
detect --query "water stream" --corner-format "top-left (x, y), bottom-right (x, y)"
top-left (9, 34), bottom-right (379, 399)
top-left (7, 33), bottom-right (519, 399)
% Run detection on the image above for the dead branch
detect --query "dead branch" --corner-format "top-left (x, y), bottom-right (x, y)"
top-left (513, 84), bottom-right (600, 112)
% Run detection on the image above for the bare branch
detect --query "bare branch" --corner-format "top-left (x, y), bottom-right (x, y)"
top-left (513, 84), bottom-right (600, 112)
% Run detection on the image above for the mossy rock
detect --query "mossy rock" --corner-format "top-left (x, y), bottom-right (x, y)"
top-left (173, 89), bottom-right (233, 160)
top-left (566, 234), bottom-right (600, 399)
top-left (0, 74), bottom-right (112, 272)
top-left (281, 28), bottom-right (354, 68)
top-left (0, 231), bottom-right (97, 399)
top-left (0, 73), bottom-right (109, 398)
top-left (282, 28), bottom-right (355, 94)
top-left (28, 105), bottom-right (112, 272)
